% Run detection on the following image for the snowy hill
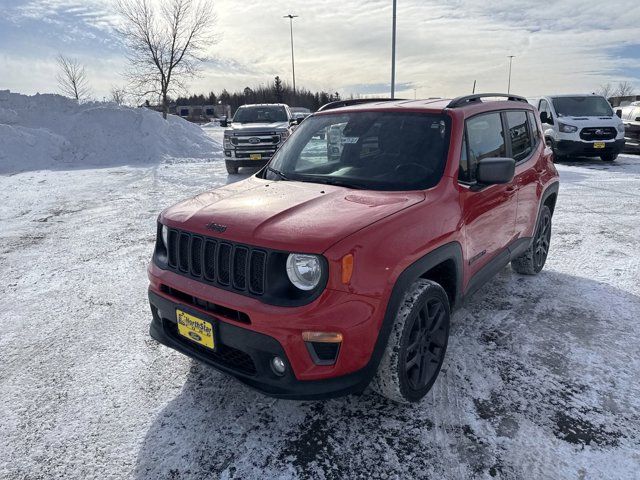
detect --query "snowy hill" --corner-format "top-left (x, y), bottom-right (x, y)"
top-left (0, 90), bottom-right (221, 174)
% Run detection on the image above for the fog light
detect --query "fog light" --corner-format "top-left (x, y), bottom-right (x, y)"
top-left (271, 356), bottom-right (286, 376)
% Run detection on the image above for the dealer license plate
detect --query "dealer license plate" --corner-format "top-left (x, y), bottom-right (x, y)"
top-left (176, 309), bottom-right (215, 350)
top-left (593, 142), bottom-right (605, 149)
top-left (250, 153), bottom-right (262, 160)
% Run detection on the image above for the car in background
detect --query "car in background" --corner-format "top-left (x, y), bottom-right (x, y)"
top-left (290, 107), bottom-right (311, 124)
top-left (222, 104), bottom-right (299, 174)
top-left (616, 102), bottom-right (640, 154)
top-left (530, 94), bottom-right (625, 162)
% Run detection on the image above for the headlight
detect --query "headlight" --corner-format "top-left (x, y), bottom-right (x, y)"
top-left (279, 130), bottom-right (290, 141)
top-left (161, 224), bottom-right (169, 249)
top-left (223, 134), bottom-right (232, 148)
top-left (558, 122), bottom-right (578, 133)
top-left (286, 253), bottom-right (322, 291)
top-left (617, 124), bottom-right (625, 133)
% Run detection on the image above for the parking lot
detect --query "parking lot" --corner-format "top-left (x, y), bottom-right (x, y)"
top-left (1, 144), bottom-right (639, 478)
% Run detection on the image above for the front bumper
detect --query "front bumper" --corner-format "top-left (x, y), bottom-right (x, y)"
top-left (147, 264), bottom-right (384, 399)
top-left (555, 138), bottom-right (625, 157)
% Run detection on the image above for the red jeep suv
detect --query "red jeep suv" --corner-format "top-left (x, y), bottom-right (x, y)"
top-left (148, 94), bottom-right (559, 403)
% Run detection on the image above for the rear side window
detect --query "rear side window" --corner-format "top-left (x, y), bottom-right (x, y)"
top-left (506, 111), bottom-right (534, 162)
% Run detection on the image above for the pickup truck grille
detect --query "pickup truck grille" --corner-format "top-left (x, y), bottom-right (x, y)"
top-left (231, 134), bottom-right (280, 146)
top-left (166, 228), bottom-right (267, 296)
top-left (580, 127), bottom-right (617, 141)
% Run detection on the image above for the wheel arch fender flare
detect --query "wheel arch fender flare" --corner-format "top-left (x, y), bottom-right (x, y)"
top-left (359, 242), bottom-right (463, 387)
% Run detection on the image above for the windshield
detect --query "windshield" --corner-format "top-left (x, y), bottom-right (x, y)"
top-left (233, 106), bottom-right (288, 123)
top-left (552, 96), bottom-right (613, 117)
top-left (264, 111), bottom-right (450, 191)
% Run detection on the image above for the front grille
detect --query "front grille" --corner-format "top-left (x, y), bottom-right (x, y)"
top-left (160, 284), bottom-right (251, 324)
top-left (231, 135), bottom-right (280, 146)
top-left (163, 318), bottom-right (257, 375)
top-left (580, 127), bottom-right (617, 141)
top-left (164, 228), bottom-right (268, 296)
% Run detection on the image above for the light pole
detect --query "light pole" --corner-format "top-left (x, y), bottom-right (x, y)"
top-left (284, 14), bottom-right (298, 95)
top-left (390, 0), bottom-right (397, 98)
top-left (507, 55), bottom-right (515, 94)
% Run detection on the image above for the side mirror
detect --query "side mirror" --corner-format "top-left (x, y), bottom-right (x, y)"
top-left (289, 118), bottom-right (299, 125)
top-left (540, 111), bottom-right (553, 125)
top-left (615, 109), bottom-right (622, 118)
top-left (219, 117), bottom-right (229, 127)
top-left (476, 157), bottom-right (515, 185)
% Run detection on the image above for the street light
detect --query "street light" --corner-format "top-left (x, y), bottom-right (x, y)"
top-left (390, 0), bottom-right (397, 98)
top-left (507, 55), bottom-right (515, 94)
top-left (283, 14), bottom-right (298, 95)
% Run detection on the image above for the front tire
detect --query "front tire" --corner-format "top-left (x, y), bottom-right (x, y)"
top-left (371, 279), bottom-right (450, 403)
top-left (225, 161), bottom-right (239, 175)
top-left (511, 205), bottom-right (552, 275)
top-left (600, 153), bottom-right (617, 162)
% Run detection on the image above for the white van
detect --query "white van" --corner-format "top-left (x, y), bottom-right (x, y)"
top-left (529, 94), bottom-right (625, 162)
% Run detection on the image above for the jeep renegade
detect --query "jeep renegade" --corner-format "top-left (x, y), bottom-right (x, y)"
top-left (148, 93), bottom-right (560, 403)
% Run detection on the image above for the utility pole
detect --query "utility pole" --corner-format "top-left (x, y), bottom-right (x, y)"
top-left (284, 14), bottom-right (298, 95)
top-left (507, 55), bottom-right (515, 94)
top-left (390, 0), bottom-right (397, 98)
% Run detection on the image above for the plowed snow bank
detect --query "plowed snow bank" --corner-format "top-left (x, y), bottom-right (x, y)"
top-left (0, 90), bottom-right (220, 174)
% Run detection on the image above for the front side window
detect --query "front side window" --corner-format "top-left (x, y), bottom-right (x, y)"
top-left (506, 111), bottom-right (534, 162)
top-left (466, 113), bottom-right (506, 169)
top-left (551, 96), bottom-right (613, 117)
top-left (265, 112), bottom-right (450, 191)
top-left (234, 106), bottom-right (288, 123)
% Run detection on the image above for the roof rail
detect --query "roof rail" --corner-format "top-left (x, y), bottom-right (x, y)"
top-left (317, 98), bottom-right (404, 112)
top-left (446, 93), bottom-right (528, 109)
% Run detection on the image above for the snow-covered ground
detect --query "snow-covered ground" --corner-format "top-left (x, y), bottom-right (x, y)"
top-left (1, 123), bottom-right (639, 479)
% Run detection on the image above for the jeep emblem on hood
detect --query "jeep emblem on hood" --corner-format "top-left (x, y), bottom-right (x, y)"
top-left (206, 222), bottom-right (227, 233)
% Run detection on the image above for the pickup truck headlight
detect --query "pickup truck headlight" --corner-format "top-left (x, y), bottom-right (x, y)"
top-left (279, 130), bottom-right (290, 142)
top-left (558, 122), bottom-right (578, 133)
top-left (223, 134), bottom-right (232, 148)
top-left (617, 124), bottom-right (625, 133)
top-left (286, 253), bottom-right (322, 291)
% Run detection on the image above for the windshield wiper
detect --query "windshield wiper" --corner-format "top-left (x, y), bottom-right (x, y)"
top-left (266, 166), bottom-right (289, 180)
top-left (299, 176), bottom-right (366, 190)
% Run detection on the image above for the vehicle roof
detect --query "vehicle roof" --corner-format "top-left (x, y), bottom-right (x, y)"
top-left (541, 93), bottom-right (604, 98)
top-left (316, 97), bottom-right (535, 116)
top-left (237, 103), bottom-right (289, 108)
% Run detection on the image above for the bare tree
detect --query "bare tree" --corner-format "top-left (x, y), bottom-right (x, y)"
top-left (116, 0), bottom-right (217, 119)
top-left (56, 54), bottom-right (90, 101)
top-left (110, 85), bottom-right (128, 105)
top-left (615, 81), bottom-right (635, 98)
top-left (596, 83), bottom-right (614, 99)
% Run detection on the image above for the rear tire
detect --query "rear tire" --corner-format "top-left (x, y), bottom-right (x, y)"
top-left (225, 161), bottom-right (239, 174)
top-left (371, 279), bottom-right (450, 403)
top-left (511, 205), bottom-right (552, 275)
top-left (600, 153), bottom-right (617, 162)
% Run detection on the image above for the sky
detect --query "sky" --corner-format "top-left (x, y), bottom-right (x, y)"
top-left (0, 0), bottom-right (639, 101)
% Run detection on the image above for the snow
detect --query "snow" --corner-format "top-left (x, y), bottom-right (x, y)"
top-left (0, 90), bottom-right (220, 174)
top-left (0, 121), bottom-right (639, 479)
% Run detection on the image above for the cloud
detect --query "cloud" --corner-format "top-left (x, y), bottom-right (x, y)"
top-left (1, 0), bottom-right (639, 99)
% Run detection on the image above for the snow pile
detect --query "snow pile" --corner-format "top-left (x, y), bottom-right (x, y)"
top-left (0, 90), bottom-right (220, 174)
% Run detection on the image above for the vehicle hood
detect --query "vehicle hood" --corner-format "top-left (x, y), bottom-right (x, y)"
top-left (557, 115), bottom-right (623, 127)
top-left (160, 177), bottom-right (425, 252)
top-left (227, 122), bottom-right (289, 133)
